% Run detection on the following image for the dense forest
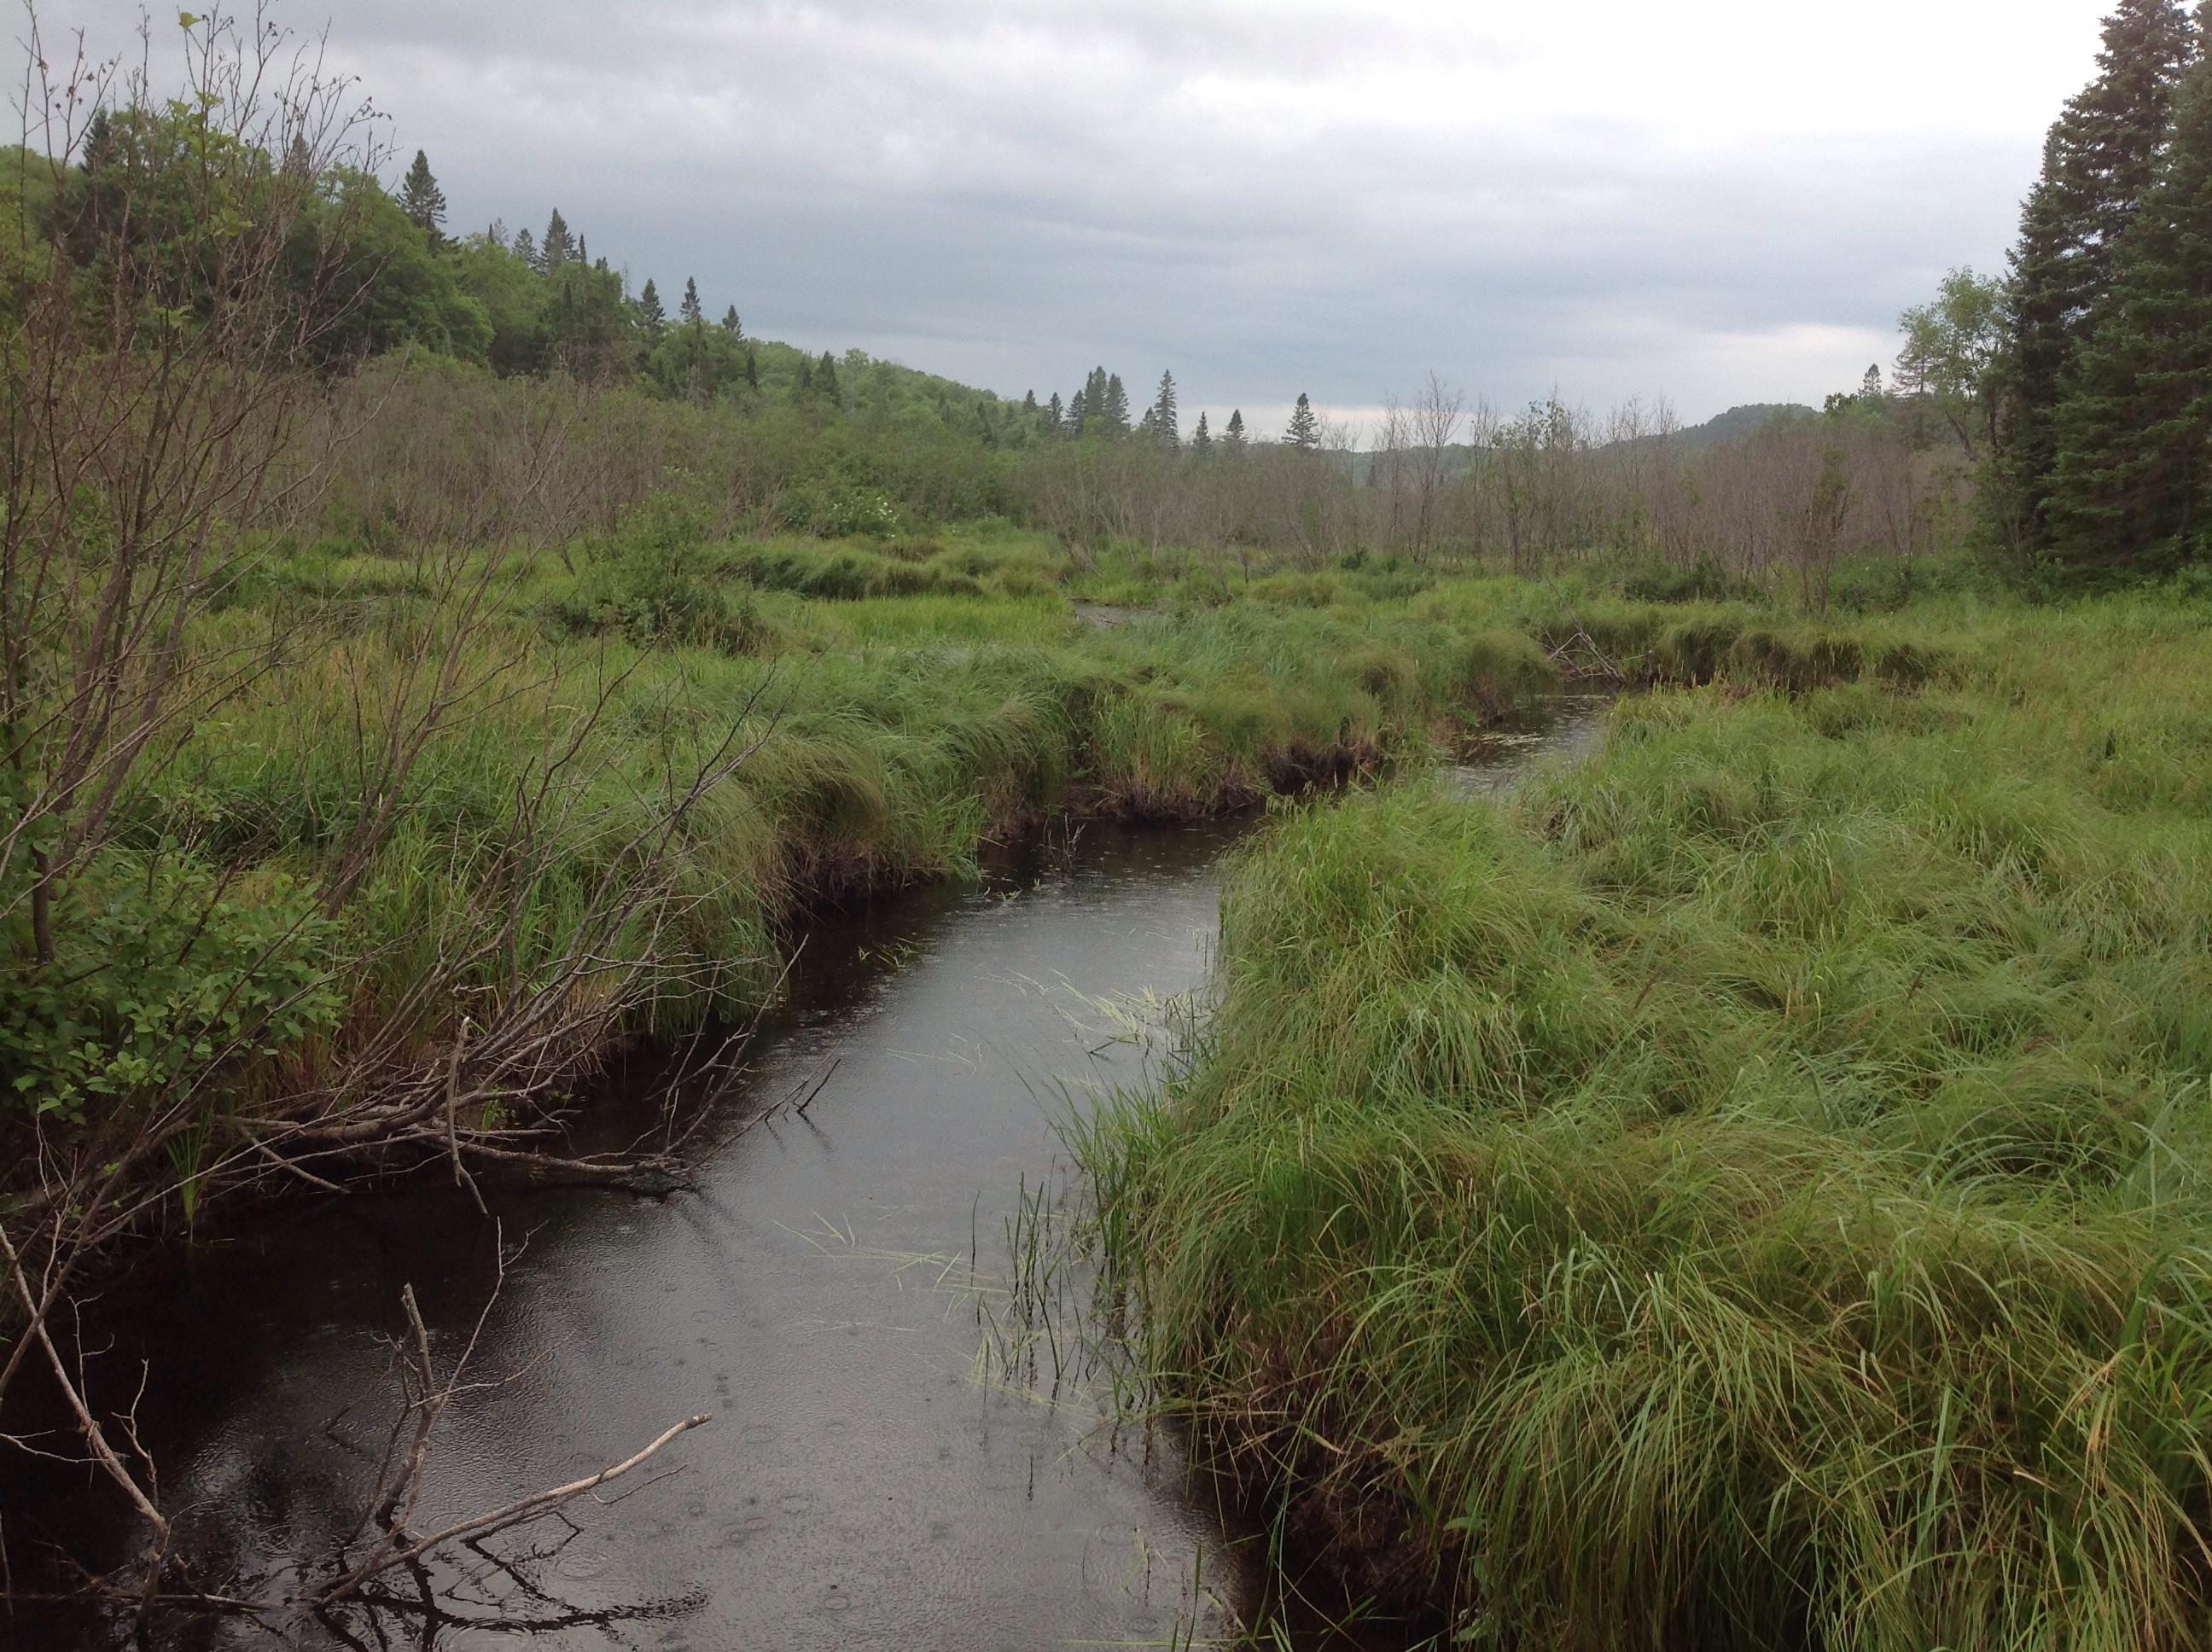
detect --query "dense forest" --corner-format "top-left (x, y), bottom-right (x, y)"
top-left (9, 2), bottom-right (2212, 1649)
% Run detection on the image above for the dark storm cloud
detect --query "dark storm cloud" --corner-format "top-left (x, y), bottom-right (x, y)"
top-left (33, 1), bottom-right (2098, 425)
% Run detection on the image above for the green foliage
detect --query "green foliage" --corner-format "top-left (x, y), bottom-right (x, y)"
top-left (1989, 0), bottom-right (2194, 562)
top-left (550, 494), bottom-right (765, 651)
top-left (2, 856), bottom-right (341, 1124)
top-left (2046, 10), bottom-right (2212, 574)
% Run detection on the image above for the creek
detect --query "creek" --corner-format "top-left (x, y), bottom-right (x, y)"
top-left (4, 697), bottom-right (1609, 1651)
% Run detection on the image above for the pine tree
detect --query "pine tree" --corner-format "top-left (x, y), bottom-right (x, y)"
top-left (681, 276), bottom-right (703, 326)
top-left (2048, 0), bottom-right (2212, 569)
top-left (744, 346), bottom-right (760, 388)
top-left (1045, 392), bottom-right (1065, 436)
top-left (577, 236), bottom-right (588, 265)
top-left (1284, 392), bottom-right (1319, 451)
top-left (638, 277), bottom-right (667, 341)
top-left (1224, 409), bottom-right (1248, 452)
top-left (1022, 389), bottom-right (1039, 418)
top-left (1150, 369), bottom-right (1179, 447)
top-left (818, 350), bottom-right (840, 403)
top-left (1067, 387), bottom-right (1088, 434)
top-left (721, 305), bottom-right (742, 336)
top-left (1191, 411), bottom-right (1213, 457)
top-left (1990, 0), bottom-right (2193, 558)
top-left (511, 226), bottom-right (538, 270)
top-left (540, 208), bottom-right (573, 270)
top-left (398, 149), bottom-right (445, 244)
top-left (1103, 373), bottom-right (1132, 435)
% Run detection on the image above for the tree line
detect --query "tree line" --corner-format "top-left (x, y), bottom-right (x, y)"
top-left (1981, 0), bottom-right (2212, 577)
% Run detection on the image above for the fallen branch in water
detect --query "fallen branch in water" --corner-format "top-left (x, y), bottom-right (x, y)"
top-left (317, 1412), bottom-right (712, 1606)
top-left (317, 1234), bottom-right (710, 1609)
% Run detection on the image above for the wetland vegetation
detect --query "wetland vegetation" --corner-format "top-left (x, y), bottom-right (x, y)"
top-left (9, 2), bottom-right (2212, 1647)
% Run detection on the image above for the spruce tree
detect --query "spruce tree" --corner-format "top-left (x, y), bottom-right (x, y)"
top-left (1285, 392), bottom-right (1319, 451)
top-left (818, 350), bottom-right (841, 403)
top-left (541, 208), bottom-right (573, 270)
top-left (511, 226), bottom-right (538, 270)
top-left (1150, 369), bottom-right (1179, 446)
top-left (744, 346), bottom-right (760, 388)
top-left (1990, 0), bottom-right (2193, 558)
top-left (1045, 392), bottom-right (1065, 435)
top-left (398, 149), bottom-right (446, 244)
top-left (681, 276), bottom-right (703, 325)
top-left (1022, 389), bottom-right (1039, 418)
top-left (721, 305), bottom-right (742, 336)
top-left (1191, 410), bottom-right (1212, 457)
top-left (2048, 0), bottom-right (2212, 569)
top-left (1068, 387), bottom-right (1088, 434)
top-left (1225, 409), bottom-right (1248, 451)
top-left (1103, 373), bottom-right (1132, 435)
top-left (638, 277), bottom-right (667, 341)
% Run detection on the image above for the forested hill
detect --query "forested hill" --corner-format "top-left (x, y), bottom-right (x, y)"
top-left (1670, 402), bottom-right (1818, 449)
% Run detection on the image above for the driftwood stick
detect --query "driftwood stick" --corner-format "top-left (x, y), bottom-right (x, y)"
top-left (318, 1413), bottom-right (711, 1605)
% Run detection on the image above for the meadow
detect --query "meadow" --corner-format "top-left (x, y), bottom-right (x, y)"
top-left (1086, 580), bottom-right (2212, 1650)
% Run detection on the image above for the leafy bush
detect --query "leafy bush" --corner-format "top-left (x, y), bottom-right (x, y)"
top-left (2, 856), bottom-right (343, 1125)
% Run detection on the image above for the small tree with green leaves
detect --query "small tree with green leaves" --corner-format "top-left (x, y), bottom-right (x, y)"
top-left (1285, 392), bottom-right (1319, 451)
top-left (637, 276), bottom-right (666, 341)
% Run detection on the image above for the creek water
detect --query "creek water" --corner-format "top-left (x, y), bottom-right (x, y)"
top-left (4, 697), bottom-right (1610, 1652)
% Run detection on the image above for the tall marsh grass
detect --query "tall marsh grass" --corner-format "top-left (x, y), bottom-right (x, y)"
top-left (1091, 590), bottom-right (2212, 1651)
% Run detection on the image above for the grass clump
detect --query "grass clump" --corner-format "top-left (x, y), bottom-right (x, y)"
top-left (1091, 593), bottom-right (2212, 1652)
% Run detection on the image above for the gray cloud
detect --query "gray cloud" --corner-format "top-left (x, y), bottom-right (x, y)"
top-left (32, 0), bottom-right (2093, 427)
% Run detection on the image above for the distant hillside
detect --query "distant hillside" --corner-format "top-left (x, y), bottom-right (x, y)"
top-left (1668, 403), bottom-right (1817, 450)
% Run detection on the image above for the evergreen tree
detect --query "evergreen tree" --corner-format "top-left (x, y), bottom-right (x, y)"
top-left (1150, 369), bottom-right (1179, 447)
top-left (1224, 409), bottom-right (1248, 451)
top-left (1045, 391), bottom-right (1064, 435)
top-left (397, 149), bottom-right (446, 244)
top-left (511, 226), bottom-right (537, 270)
top-left (540, 208), bottom-right (573, 270)
top-left (1103, 373), bottom-right (1132, 435)
top-left (1067, 387), bottom-right (1088, 434)
top-left (721, 305), bottom-right (742, 336)
top-left (1990, 0), bottom-right (2193, 558)
top-left (1284, 392), bottom-right (1320, 451)
top-left (83, 107), bottom-right (114, 172)
top-left (637, 277), bottom-right (667, 341)
top-left (1191, 410), bottom-right (1213, 457)
top-left (818, 350), bottom-right (841, 403)
top-left (681, 276), bottom-right (703, 325)
top-left (1022, 389), bottom-right (1039, 418)
top-left (2048, 0), bottom-right (2212, 569)
top-left (744, 345), bottom-right (760, 388)
top-left (577, 236), bottom-right (588, 265)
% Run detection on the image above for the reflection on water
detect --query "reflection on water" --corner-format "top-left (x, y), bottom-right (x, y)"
top-left (4, 698), bottom-right (1607, 1652)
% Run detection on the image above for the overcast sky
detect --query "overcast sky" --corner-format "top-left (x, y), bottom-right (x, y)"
top-left (47, 2), bottom-right (2108, 431)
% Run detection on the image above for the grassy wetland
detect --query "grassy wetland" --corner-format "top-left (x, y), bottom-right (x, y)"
top-left (14, 3), bottom-right (2212, 1646)
top-left (1089, 588), bottom-right (2212, 1649)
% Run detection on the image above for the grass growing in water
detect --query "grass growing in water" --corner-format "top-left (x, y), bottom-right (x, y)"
top-left (1089, 588), bottom-right (2212, 1651)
